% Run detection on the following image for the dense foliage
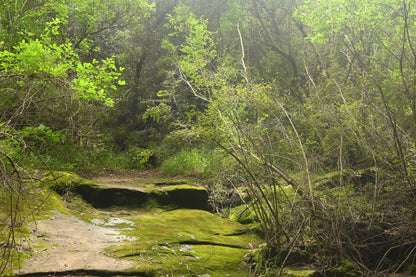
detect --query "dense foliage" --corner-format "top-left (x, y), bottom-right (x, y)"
top-left (2, 0), bottom-right (416, 275)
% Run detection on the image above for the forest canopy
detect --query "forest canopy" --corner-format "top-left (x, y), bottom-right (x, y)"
top-left (2, 0), bottom-right (416, 275)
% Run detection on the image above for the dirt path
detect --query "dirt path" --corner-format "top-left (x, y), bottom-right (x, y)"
top-left (16, 210), bottom-right (136, 275)
top-left (86, 170), bottom-right (163, 183)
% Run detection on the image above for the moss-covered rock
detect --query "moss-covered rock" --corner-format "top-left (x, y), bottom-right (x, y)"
top-left (159, 184), bottom-right (209, 209)
top-left (105, 209), bottom-right (261, 276)
top-left (43, 171), bottom-right (209, 209)
top-left (314, 168), bottom-right (380, 190)
top-left (16, 174), bottom-right (262, 277)
top-left (43, 171), bottom-right (92, 186)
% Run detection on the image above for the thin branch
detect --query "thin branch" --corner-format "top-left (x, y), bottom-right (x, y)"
top-left (237, 23), bottom-right (250, 85)
top-left (177, 67), bottom-right (209, 102)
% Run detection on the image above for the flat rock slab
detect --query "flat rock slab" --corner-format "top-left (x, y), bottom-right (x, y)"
top-left (46, 171), bottom-right (209, 209)
top-left (16, 210), bottom-right (137, 275)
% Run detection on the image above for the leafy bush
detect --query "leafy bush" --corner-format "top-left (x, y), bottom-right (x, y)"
top-left (18, 125), bottom-right (65, 150)
top-left (128, 147), bottom-right (154, 169)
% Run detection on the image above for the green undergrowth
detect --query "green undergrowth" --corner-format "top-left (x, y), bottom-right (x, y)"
top-left (15, 142), bottom-right (155, 175)
top-left (228, 185), bottom-right (299, 230)
top-left (160, 148), bottom-right (219, 178)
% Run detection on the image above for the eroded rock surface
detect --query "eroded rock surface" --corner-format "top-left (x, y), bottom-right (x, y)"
top-left (17, 210), bottom-right (137, 275)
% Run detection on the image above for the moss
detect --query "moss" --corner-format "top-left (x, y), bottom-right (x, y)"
top-left (0, 188), bottom-right (70, 240)
top-left (41, 171), bottom-right (96, 200)
top-left (106, 209), bottom-right (261, 276)
top-left (314, 169), bottom-right (356, 189)
top-left (284, 268), bottom-right (319, 277)
top-left (230, 205), bottom-right (259, 225)
top-left (31, 244), bottom-right (48, 249)
top-left (42, 171), bottom-right (93, 187)
top-left (161, 244), bottom-right (250, 276)
top-left (31, 189), bottom-right (71, 217)
top-left (1, 251), bottom-right (31, 276)
top-left (0, 181), bottom-right (72, 275)
top-left (123, 209), bottom-right (257, 247)
top-left (327, 259), bottom-right (359, 277)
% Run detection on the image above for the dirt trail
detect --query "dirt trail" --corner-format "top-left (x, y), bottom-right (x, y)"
top-left (17, 210), bottom-right (136, 275)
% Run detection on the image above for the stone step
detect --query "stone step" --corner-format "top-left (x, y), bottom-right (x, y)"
top-left (43, 171), bottom-right (209, 210)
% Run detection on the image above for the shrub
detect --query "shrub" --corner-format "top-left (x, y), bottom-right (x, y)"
top-left (128, 147), bottom-right (155, 169)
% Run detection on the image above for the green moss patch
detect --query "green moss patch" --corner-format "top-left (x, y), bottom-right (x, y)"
top-left (106, 209), bottom-right (261, 276)
top-left (42, 171), bottom-right (94, 189)
top-left (284, 268), bottom-right (319, 277)
top-left (230, 205), bottom-right (259, 225)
